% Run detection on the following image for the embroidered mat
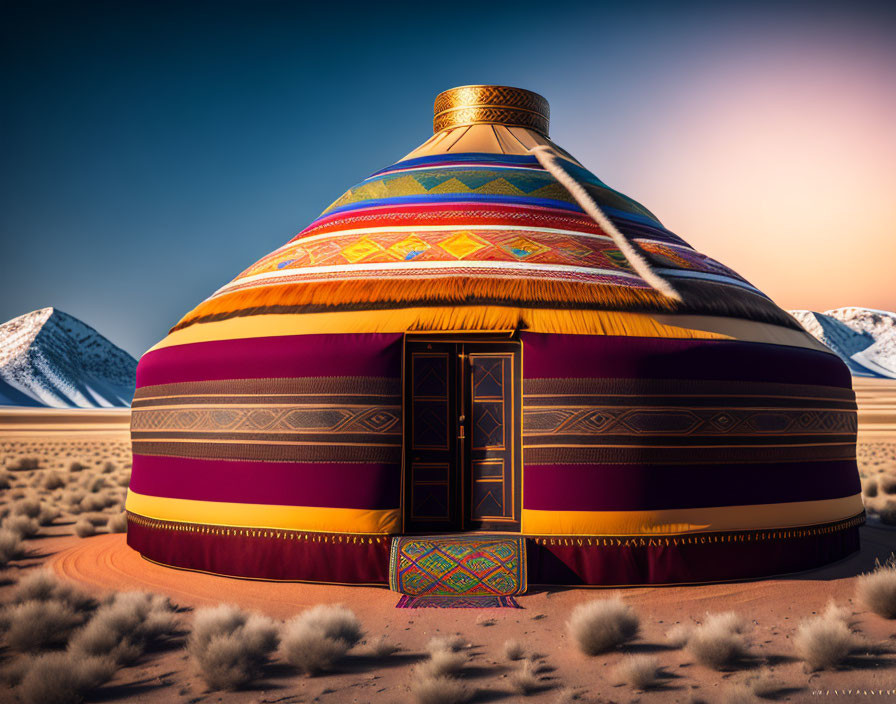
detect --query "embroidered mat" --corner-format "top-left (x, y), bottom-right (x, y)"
top-left (389, 535), bottom-right (527, 596)
top-left (396, 595), bottom-right (521, 609)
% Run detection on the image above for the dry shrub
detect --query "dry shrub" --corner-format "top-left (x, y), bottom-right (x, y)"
top-left (282, 605), bottom-right (362, 675)
top-left (78, 494), bottom-right (107, 512)
top-left (87, 476), bottom-right (107, 493)
top-left (503, 638), bottom-right (525, 661)
top-left (0, 470), bottom-right (11, 489)
top-left (427, 635), bottom-right (466, 654)
top-left (1, 599), bottom-right (87, 651)
top-left (614, 654), bottom-right (662, 690)
top-left (70, 591), bottom-right (180, 664)
top-left (102, 461), bottom-right (117, 474)
top-left (43, 472), bottom-right (65, 491)
top-left (187, 604), bottom-right (278, 690)
top-left (509, 659), bottom-right (543, 696)
top-left (368, 635), bottom-right (400, 657)
top-left (567, 597), bottom-right (639, 655)
top-left (0, 528), bottom-right (25, 566)
top-left (12, 497), bottom-right (41, 519)
top-left (666, 623), bottom-right (693, 648)
top-left (418, 649), bottom-right (467, 679)
top-left (17, 652), bottom-right (115, 704)
top-left (857, 555), bottom-right (896, 618)
top-left (74, 518), bottom-right (96, 538)
top-left (879, 474), bottom-right (896, 495)
top-left (793, 603), bottom-right (857, 671)
top-left (411, 674), bottom-right (471, 704)
top-left (12, 569), bottom-right (96, 611)
top-left (743, 669), bottom-right (784, 698)
top-left (878, 501), bottom-right (896, 526)
top-left (723, 682), bottom-right (757, 704)
top-left (686, 612), bottom-right (750, 670)
top-left (68, 461), bottom-right (86, 472)
top-left (37, 504), bottom-right (61, 526)
top-left (10, 458), bottom-right (39, 471)
top-left (107, 512), bottom-right (128, 533)
top-left (84, 512), bottom-right (110, 527)
top-left (863, 478), bottom-right (879, 498)
top-left (3, 515), bottom-right (39, 538)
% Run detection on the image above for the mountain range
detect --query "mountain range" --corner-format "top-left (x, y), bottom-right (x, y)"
top-left (789, 307), bottom-right (896, 379)
top-left (0, 308), bottom-right (137, 408)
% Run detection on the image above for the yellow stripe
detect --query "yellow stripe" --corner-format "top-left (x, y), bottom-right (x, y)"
top-left (146, 307), bottom-right (819, 354)
top-left (125, 490), bottom-right (399, 534)
top-left (520, 494), bottom-right (864, 536)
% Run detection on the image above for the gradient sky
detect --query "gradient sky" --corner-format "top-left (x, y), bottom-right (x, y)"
top-left (2, 0), bottom-right (894, 357)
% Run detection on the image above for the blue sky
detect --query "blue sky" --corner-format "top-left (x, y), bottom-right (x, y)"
top-left (2, 0), bottom-right (894, 357)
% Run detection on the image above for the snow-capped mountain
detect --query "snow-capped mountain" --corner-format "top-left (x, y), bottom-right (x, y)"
top-left (790, 307), bottom-right (896, 379)
top-left (0, 308), bottom-right (137, 408)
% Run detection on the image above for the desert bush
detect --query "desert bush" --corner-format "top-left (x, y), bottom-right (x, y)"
top-left (187, 604), bottom-right (278, 690)
top-left (368, 635), bottom-right (400, 657)
top-left (503, 638), bottom-right (525, 661)
top-left (281, 605), bottom-right (363, 675)
top-left (74, 518), bottom-right (96, 538)
top-left (2, 598), bottom-right (87, 651)
top-left (743, 669), bottom-right (783, 699)
top-left (17, 652), bottom-right (115, 704)
top-left (794, 603), bottom-right (857, 671)
top-left (0, 528), bottom-right (25, 566)
top-left (12, 497), bottom-right (41, 519)
top-left (84, 512), bottom-right (110, 527)
top-left (567, 597), bottom-right (639, 655)
top-left (686, 612), bottom-right (750, 670)
top-left (411, 673), bottom-right (470, 704)
top-left (70, 591), bottom-right (180, 664)
top-left (0, 470), bottom-right (11, 489)
top-left (3, 515), bottom-right (39, 538)
top-left (427, 634), bottom-right (467, 654)
top-left (79, 494), bottom-right (107, 513)
top-left (418, 648), bottom-right (467, 679)
top-left (879, 474), bottom-right (896, 495)
top-left (37, 504), bottom-right (61, 526)
top-left (42, 471), bottom-right (66, 491)
top-left (10, 457), bottom-right (39, 471)
top-left (87, 476), bottom-right (107, 493)
top-left (863, 478), bottom-right (879, 498)
top-left (666, 623), bottom-right (693, 648)
top-left (857, 556), bottom-right (896, 619)
top-left (107, 512), bottom-right (128, 533)
top-left (102, 461), bottom-right (117, 474)
top-left (509, 659), bottom-right (543, 695)
top-left (614, 654), bottom-right (662, 690)
top-left (12, 569), bottom-right (97, 611)
top-left (68, 461), bottom-right (86, 472)
top-left (878, 501), bottom-right (896, 526)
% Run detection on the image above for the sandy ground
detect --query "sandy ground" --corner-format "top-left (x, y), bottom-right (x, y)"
top-left (1, 380), bottom-right (895, 704)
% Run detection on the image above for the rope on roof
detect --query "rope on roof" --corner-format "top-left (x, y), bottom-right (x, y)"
top-left (529, 144), bottom-right (683, 303)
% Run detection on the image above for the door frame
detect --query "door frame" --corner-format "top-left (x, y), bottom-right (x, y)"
top-left (401, 332), bottom-right (523, 534)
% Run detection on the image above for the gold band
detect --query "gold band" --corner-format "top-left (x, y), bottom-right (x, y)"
top-left (433, 85), bottom-right (550, 136)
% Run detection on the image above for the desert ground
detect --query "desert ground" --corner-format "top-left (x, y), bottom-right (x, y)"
top-left (1, 382), bottom-right (895, 704)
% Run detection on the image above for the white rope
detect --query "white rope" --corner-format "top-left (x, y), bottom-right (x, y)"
top-left (529, 144), bottom-right (682, 302)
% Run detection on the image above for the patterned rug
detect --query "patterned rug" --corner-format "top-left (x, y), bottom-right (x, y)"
top-left (389, 535), bottom-right (527, 596)
top-left (396, 595), bottom-right (521, 609)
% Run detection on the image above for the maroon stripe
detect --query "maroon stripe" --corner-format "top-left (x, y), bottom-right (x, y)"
top-left (129, 455), bottom-right (400, 510)
top-left (527, 522), bottom-right (861, 585)
top-left (523, 460), bottom-right (860, 511)
top-left (127, 518), bottom-right (389, 584)
top-left (521, 333), bottom-right (852, 388)
top-left (137, 333), bottom-right (403, 387)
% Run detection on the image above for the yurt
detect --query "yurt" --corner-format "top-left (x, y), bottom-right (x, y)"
top-left (127, 85), bottom-right (863, 590)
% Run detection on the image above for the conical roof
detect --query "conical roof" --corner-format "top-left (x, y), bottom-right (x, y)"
top-left (164, 85), bottom-right (809, 347)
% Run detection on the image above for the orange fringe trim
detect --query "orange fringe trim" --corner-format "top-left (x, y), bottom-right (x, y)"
top-left (172, 277), bottom-right (799, 333)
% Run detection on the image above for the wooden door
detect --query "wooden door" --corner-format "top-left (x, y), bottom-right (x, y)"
top-left (405, 338), bottom-right (520, 533)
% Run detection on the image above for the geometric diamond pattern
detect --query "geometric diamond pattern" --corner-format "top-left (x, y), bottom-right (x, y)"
top-left (389, 535), bottom-right (527, 596)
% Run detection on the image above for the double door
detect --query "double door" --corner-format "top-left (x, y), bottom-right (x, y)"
top-left (405, 339), bottom-right (521, 533)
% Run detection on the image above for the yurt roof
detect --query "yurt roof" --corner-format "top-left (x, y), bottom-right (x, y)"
top-left (156, 85), bottom-right (825, 355)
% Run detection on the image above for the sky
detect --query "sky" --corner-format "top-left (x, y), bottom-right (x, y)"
top-left (2, 0), bottom-right (894, 358)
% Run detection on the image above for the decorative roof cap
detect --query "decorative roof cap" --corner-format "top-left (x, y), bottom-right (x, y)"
top-left (433, 85), bottom-right (550, 137)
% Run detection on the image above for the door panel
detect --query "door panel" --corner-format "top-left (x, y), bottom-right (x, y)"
top-left (406, 346), bottom-right (458, 531)
top-left (405, 339), bottom-right (520, 533)
top-left (466, 349), bottom-right (520, 530)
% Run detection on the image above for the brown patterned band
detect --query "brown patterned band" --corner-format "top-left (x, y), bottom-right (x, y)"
top-left (433, 85), bottom-right (550, 136)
